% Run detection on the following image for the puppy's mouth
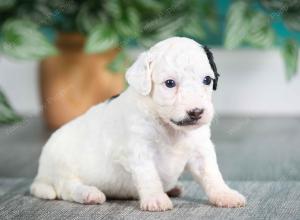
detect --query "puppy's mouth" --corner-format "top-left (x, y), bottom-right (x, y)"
top-left (170, 117), bottom-right (200, 126)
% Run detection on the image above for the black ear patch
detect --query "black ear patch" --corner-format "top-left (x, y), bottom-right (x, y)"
top-left (203, 46), bottom-right (220, 90)
top-left (107, 93), bottom-right (120, 103)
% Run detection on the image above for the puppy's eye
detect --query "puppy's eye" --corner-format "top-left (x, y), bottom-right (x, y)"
top-left (165, 79), bottom-right (176, 88)
top-left (203, 76), bottom-right (212, 86)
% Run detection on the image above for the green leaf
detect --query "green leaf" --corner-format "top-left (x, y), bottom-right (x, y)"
top-left (181, 17), bottom-right (206, 39)
top-left (206, 17), bottom-right (219, 33)
top-left (0, 89), bottom-right (22, 124)
top-left (261, 0), bottom-right (300, 10)
top-left (103, 0), bottom-right (122, 19)
top-left (224, 1), bottom-right (250, 49)
top-left (107, 50), bottom-right (127, 73)
top-left (84, 24), bottom-right (119, 53)
top-left (155, 16), bottom-right (185, 37)
top-left (134, 0), bottom-right (164, 13)
top-left (114, 7), bottom-right (140, 38)
top-left (245, 12), bottom-right (275, 48)
top-left (283, 13), bottom-right (300, 32)
top-left (76, 3), bottom-right (98, 33)
top-left (200, 0), bottom-right (218, 32)
top-left (281, 39), bottom-right (299, 80)
top-left (140, 16), bottom-right (185, 47)
top-left (225, 1), bottom-right (275, 49)
top-left (0, 0), bottom-right (15, 11)
top-left (0, 19), bottom-right (58, 59)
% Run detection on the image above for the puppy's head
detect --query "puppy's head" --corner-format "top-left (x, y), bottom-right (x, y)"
top-left (126, 37), bottom-right (219, 130)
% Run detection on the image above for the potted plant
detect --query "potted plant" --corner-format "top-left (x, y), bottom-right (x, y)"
top-left (224, 0), bottom-right (299, 80)
top-left (0, 0), bottom-right (218, 129)
top-left (1, 0), bottom-right (298, 129)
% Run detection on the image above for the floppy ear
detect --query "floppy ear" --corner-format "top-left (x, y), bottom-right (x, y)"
top-left (203, 46), bottom-right (220, 90)
top-left (125, 52), bottom-right (152, 96)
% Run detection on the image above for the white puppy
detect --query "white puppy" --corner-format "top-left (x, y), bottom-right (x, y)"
top-left (31, 37), bottom-right (246, 211)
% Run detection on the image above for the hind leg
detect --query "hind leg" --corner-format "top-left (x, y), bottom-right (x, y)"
top-left (30, 180), bottom-right (56, 200)
top-left (166, 184), bottom-right (183, 198)
top-left (59, 180), bottom-right (106, 205)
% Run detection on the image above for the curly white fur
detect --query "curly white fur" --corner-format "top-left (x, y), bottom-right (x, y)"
top-left (31, 37), bottom-right (246, 211)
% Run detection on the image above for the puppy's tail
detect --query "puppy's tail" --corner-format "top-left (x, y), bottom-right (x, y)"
top-left (30, 178), bottom-right (56, 200)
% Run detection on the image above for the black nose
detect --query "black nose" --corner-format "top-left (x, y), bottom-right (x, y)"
top-left (187, 108), bottom-right (204, 120)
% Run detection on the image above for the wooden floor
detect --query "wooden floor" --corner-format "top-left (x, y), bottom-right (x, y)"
top-left (0, 116), bottom-right (300, 219)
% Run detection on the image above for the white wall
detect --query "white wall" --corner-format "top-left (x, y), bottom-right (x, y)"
top-left (213, 49), bottom-right (300, 116)
top-left (0, 48), bottom-right (300, 116)
top-left (0, 57), bottom-right (40, 115)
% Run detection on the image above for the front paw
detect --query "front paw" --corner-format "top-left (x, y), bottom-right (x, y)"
top-left (209, 189), bottom-right (246, 208)
top-left (140, 193), bottom-right (173, 212)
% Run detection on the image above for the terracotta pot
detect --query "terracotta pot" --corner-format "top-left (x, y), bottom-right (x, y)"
top-left (40, 33), bottom-right (125, 129)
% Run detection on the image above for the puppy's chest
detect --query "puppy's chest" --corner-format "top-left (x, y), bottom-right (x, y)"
top-left (153, 141), bottom-right (193, 189)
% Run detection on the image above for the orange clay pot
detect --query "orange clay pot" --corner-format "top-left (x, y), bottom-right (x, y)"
top-left (40, 33), bottom-right (124, 129)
